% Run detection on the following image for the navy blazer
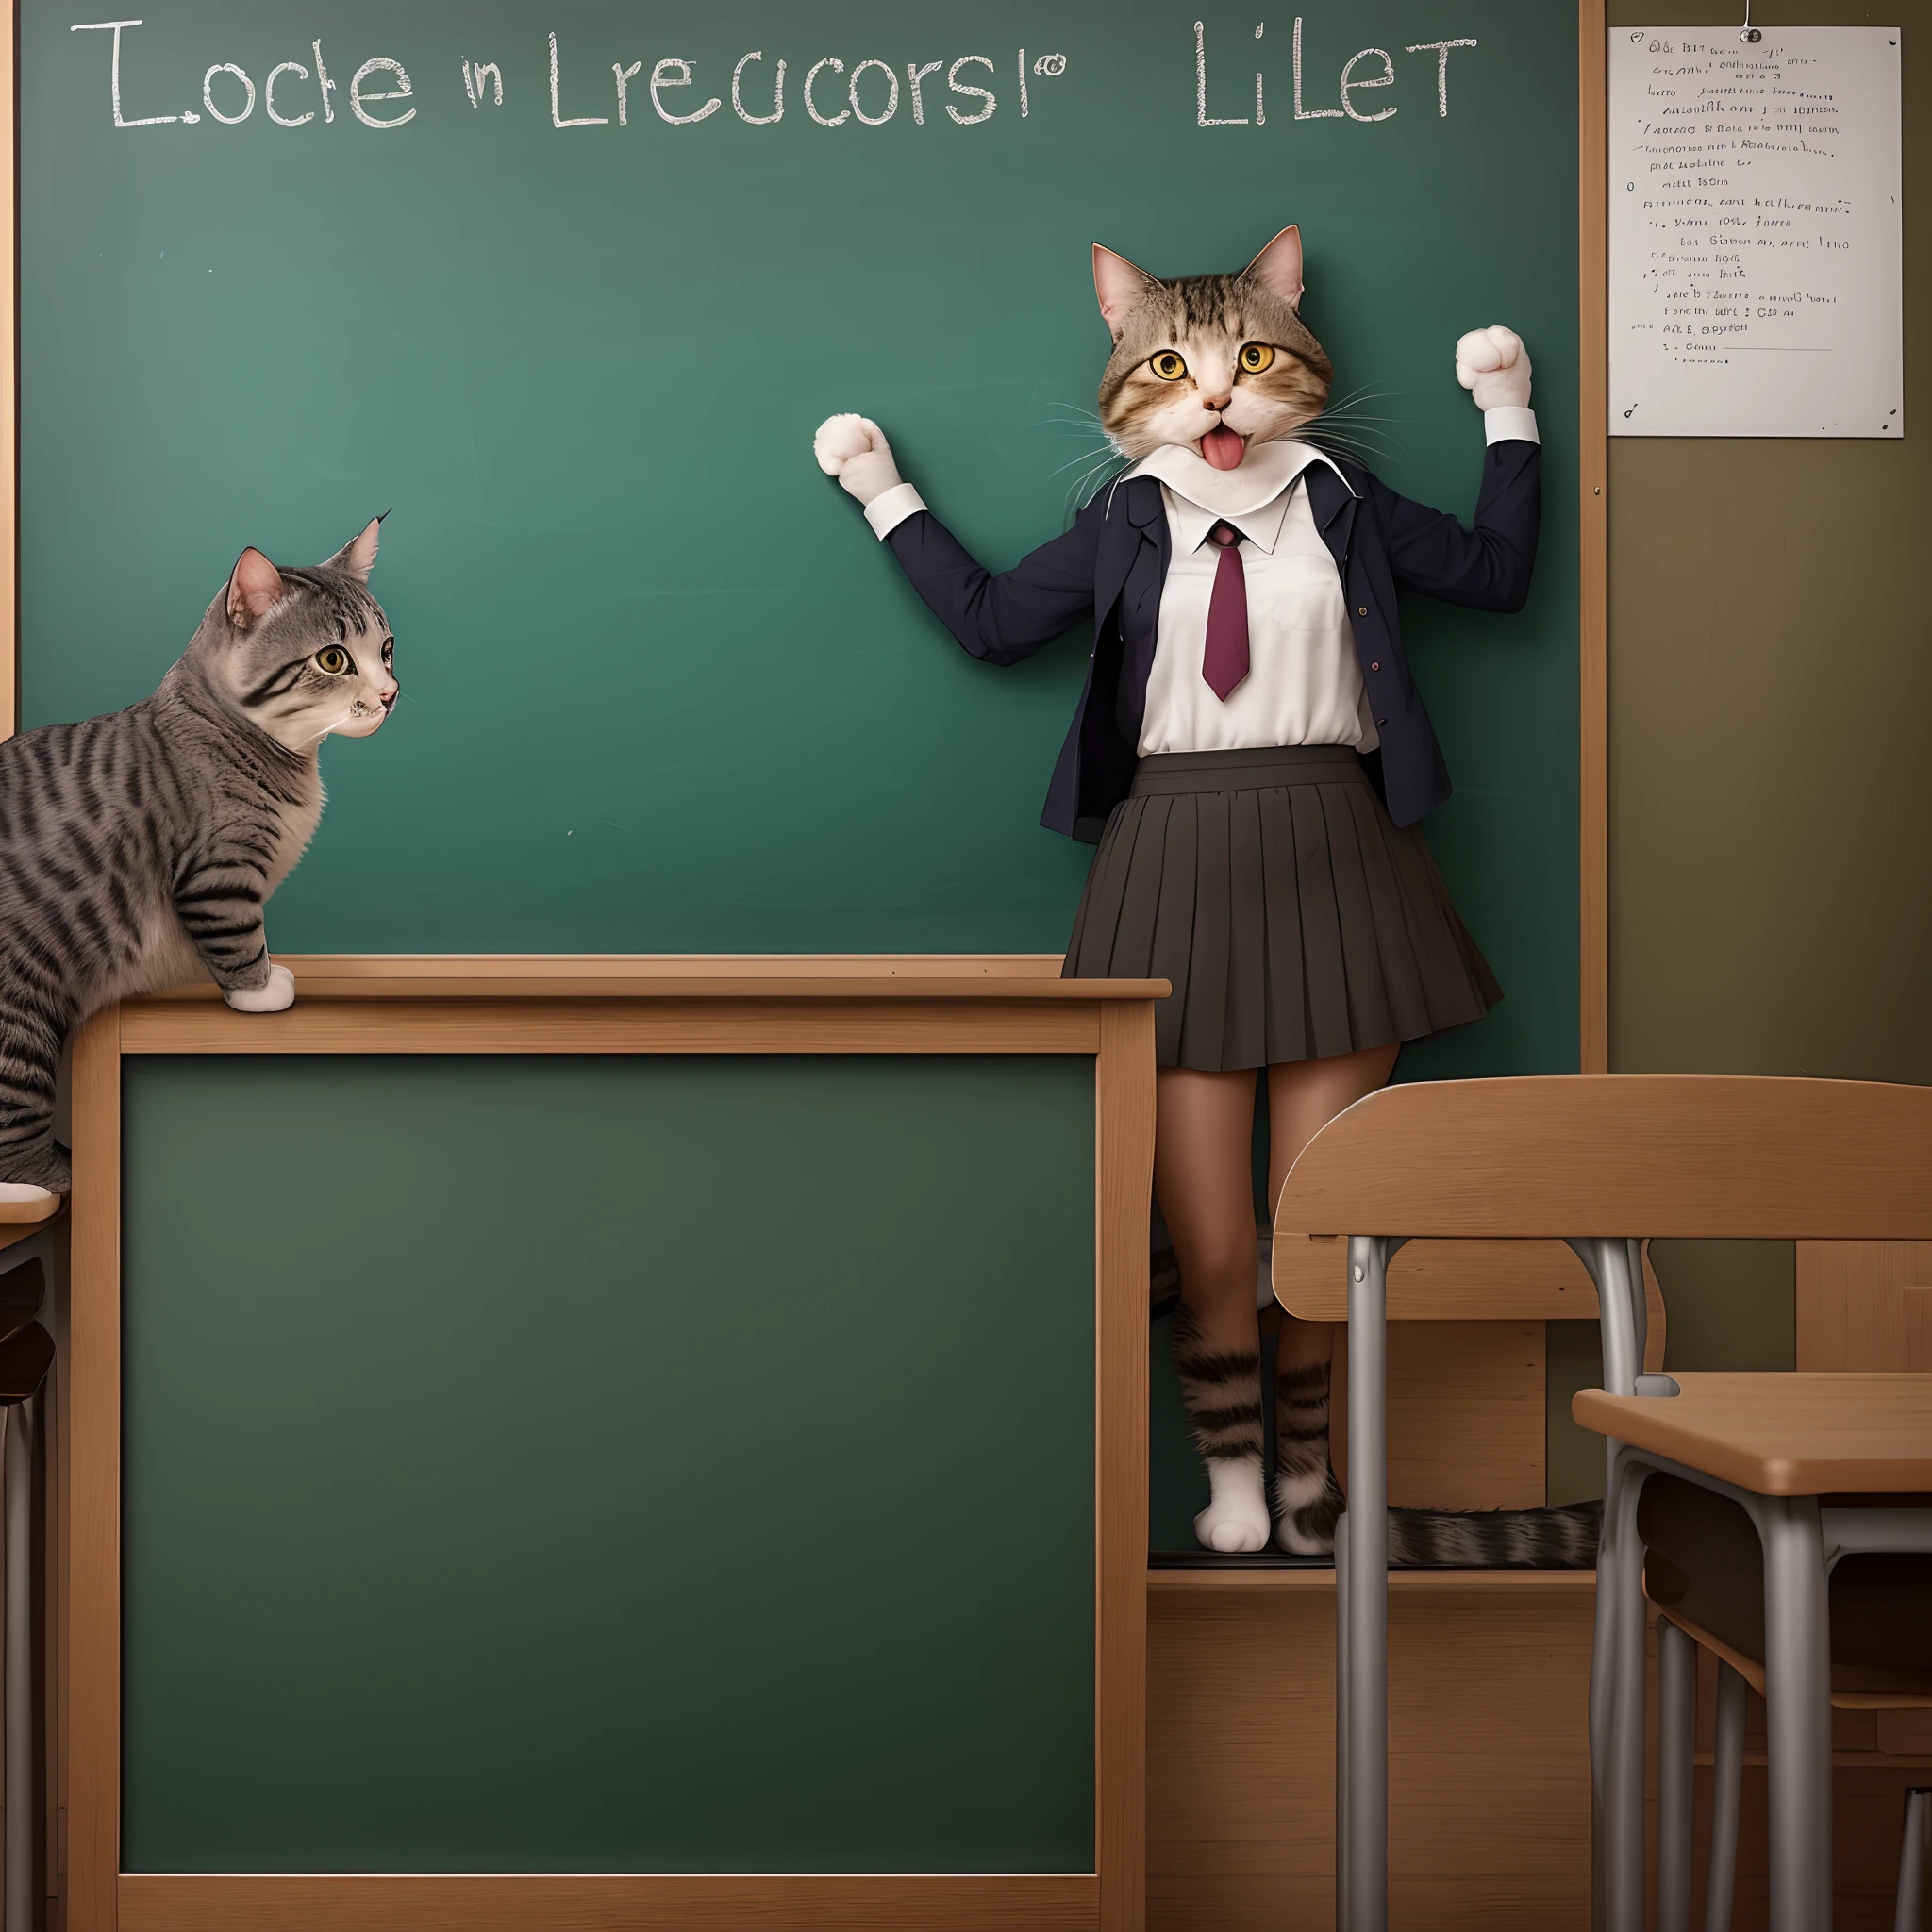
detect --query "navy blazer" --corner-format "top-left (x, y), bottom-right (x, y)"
top-left (882, 440), bottom-right (1540, 836)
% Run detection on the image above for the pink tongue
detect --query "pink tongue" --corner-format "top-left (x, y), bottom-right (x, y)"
top-left (1200, 426), bottom-right (1246, 472)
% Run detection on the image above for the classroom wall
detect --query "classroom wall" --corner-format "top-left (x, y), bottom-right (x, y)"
top-left (1549, 0), bottom-right (1929, 1501)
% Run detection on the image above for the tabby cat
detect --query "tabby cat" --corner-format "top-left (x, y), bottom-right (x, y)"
top-left (0, 521), bottom-right (396, 1204)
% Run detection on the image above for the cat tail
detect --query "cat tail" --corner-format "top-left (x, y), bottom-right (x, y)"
top-left (1385, 1501), bottom-right (1603, 1569)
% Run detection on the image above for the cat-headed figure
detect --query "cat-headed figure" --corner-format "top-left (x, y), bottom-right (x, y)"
top-left (813, 228), bottom-right (1586, 1567)
top-left (0, 519), bottom-right (398, 1207)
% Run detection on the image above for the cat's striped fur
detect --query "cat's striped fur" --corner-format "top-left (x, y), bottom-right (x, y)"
top-left (1157, 1245), bottom-right (1601, 1568)
top-left (1169, 1306), bottom-right (1265, 1465)
top-left (0, 524), bottom-right (395, 1195)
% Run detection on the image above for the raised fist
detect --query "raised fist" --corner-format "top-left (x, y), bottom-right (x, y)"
top-left (812, 414), bottom-right (905, 507)
top-left (1454, 326), bottom-right (1532, 412)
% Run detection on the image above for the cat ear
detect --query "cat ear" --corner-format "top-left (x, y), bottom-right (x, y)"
top-left (1092, 244), bottom-right (1158, 341)
top-left (1241, 225), bottom-right (1306, 310)
top-left (225, 549), bottom-right (285, 630)
top-left (324, 515), bottom-right (382, 583)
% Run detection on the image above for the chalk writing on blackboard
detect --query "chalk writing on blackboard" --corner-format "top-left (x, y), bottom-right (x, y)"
top-left (1608, 25), bottom-right (1902, 438)
top-left (69, 18), bottom-right (1485, 135)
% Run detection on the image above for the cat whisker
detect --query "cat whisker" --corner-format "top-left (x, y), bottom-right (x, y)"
top-left (1074, 446), bottom-right (1128, 491)
top-left (1064, 450), bottom-right (1131, 518)
top-left (1321, 383), bottom-right (1404, 411)
top-left (1048, 443), bottom-right (1123, 479)
top-left (1302, 415), bottom-right (1402, 441)
top-left (1302, 425), bottom-right (1403, 457)
top-left (1298, 421), bottom-right (1403, 455)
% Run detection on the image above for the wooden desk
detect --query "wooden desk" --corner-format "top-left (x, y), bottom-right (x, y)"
top-left (1272, 1074), bottom-right (1932, 1932)
top-left (1574, 1374), bottom-right (1932, 1496)
top-left (66, 958), bottom-right (1161, 1932)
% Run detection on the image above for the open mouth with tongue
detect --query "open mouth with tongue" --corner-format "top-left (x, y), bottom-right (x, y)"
top-left (1198, 425), bottom-right (1247, 471)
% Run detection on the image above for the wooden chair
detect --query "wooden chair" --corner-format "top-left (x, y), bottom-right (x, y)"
top-left (1270, 1074), bottom-right (1932, 1932)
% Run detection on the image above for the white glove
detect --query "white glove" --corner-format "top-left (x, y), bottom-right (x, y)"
top-left (813, 414), bottom-right (905, 508)
top-left (1454, 326), bottom-right (1532, 411)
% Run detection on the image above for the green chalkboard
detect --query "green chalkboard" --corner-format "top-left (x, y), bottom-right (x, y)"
top-left (120, 1054), bottom-right (1094, 1871)
top-left (23, 0), bottom-right (1577, 1073)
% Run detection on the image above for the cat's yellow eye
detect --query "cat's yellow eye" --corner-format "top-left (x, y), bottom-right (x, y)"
top-left (315, 646), bottom-right (351, 675)
top-left (1239, 342), bottom-right (1275, 374)
top-left (1149, 351), bottom-right (1189, 383)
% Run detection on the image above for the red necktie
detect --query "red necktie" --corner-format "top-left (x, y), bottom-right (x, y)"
top-left (1201, 520), bottom-right (1250, 701)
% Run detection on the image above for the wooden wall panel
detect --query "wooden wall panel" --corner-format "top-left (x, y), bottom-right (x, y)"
top-left (1146, 1574), bottom-right (1595, 1931)
top-left (1797, 1241), bottom-right (1932, 1370)
top-left (1385, 1323), bottom-right (1545, 1512)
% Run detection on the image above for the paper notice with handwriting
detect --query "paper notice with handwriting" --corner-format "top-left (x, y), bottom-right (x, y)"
top-left (1608, 26), bottom-right (1901, 438)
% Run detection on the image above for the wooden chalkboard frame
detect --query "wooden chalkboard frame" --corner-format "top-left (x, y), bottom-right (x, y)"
top-left (1579, 0), bottom-right (1610, 1075)
top-left (66, 958), bottom-right (1158, 1931)
top-left (0, 3), bottom-right (1613, 1071)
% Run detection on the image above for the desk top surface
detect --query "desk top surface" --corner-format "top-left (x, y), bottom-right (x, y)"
top-left (133, 955), bottom-right (1170, 1005)
top-left (1574, 1373), bottom-right (1932, 1495)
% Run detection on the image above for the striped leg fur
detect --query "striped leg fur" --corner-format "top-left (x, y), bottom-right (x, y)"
top-left (1274, 1360), bottom-right (1343, 1555)
top-left (1171, 1307), bottom-right (1269, 1554)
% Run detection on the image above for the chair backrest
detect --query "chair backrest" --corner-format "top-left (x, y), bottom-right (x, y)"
top-left (1272, 1076), bottom-right (1932, 1241)
top-left (1272, 1236), bottom-right (1666, 1369)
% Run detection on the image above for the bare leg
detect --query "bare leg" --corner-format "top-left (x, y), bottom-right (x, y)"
top-left (1157, 1068), bottom-right (1269, 1552)
top-left (1267, 1043), bottom-right (1398, 1545)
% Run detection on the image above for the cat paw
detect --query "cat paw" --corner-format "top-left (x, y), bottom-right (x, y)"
top-left (811, 414), bottom-right (904, 507)
top-left (1455, 325), bottom-right (1532, 410)
top-left (0, 1136), bottom-right (70, 1201)
top-left (0, 1183), bottom-right (62, 1213)
top-left (1274, 1469), bottom-right (1343, 1555)
top-left (1194, 1457), bottom-right (1271, 1554)
top-left (223, 963), bottom-right (296, 1014)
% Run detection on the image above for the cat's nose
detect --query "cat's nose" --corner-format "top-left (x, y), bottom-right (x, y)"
top-left (378, 684), bottom-right (398, 708)
top-left (1202, 391), bottom-right (1232, 412)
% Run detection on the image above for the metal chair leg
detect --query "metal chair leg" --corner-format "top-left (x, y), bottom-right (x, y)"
top-left (1759, 1497), bottom-right (1833, 1932)
top-left (1657, 1617), bottom-right (1696, 1932)
top-left (1896, 1787), bottom-right (1930, 1932)
top-left (1612, 1465), bottom-right (1650, 1932)
top-left (1590, 1442), bottom-right (1619, 1932)
top-left (1342, 1234), bottom-right (1392, 1932)
top-left (1335, 1510), bottom-right (1350, 1932)
top-left (1706, 1660), bottom-right (1747, 1932)
top-left (1572, 1234), bottom-right (1645, 1932)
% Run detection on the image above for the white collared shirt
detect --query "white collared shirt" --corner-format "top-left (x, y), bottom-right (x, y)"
top-left (1123, 440), bottom-right (1375, 757)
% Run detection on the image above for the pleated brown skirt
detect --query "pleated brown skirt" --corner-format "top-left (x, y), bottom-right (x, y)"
top-left (1062, 745), bottom-right (1502, 1072)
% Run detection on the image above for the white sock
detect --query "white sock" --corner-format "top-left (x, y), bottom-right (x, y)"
top-left (1195, 1456), bottom-right (1271, 1554)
